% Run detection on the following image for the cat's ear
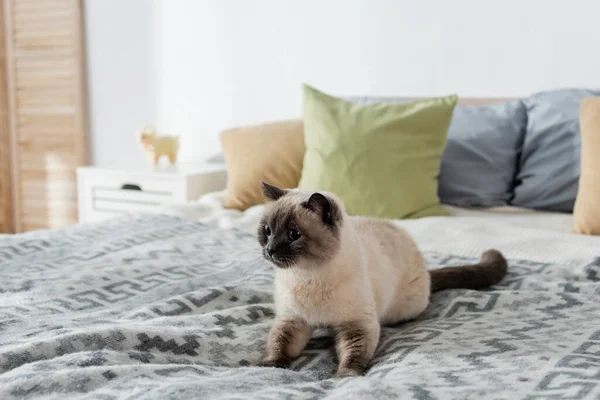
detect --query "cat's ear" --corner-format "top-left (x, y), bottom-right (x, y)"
top-left (261, 181), bottom-right (288, 201)
top-left (304, 192), bottom-right (340, 226)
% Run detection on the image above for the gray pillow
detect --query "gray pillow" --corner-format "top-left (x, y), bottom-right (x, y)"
top-left (512, 88), bottom-right (600, 212)
top-left (439, 101), bottom-right (526, 207)
top-left (347, 96), bottom-right (527, 207)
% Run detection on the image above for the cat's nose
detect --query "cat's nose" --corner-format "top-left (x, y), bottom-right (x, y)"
top-left (266, 244), bottom-right (281, 258)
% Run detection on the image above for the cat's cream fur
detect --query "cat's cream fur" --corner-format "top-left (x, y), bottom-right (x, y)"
top-left (256, 182), bottom-right (507, 378)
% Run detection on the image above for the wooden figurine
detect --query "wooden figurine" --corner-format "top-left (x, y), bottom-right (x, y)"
top-left (136, 125), bottom-right (180, 166)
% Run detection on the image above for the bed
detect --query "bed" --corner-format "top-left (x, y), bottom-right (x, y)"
top-left (1, 189), bottom-right (600, 400)
top-left (3, 89), bottom-right (600, 400)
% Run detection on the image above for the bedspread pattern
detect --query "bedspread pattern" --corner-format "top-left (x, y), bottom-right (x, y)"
top-left (1, 214), bottom-right (600, 399)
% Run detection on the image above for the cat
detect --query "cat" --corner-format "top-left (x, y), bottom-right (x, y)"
top-left (255, 181), bottom-right (508, 378)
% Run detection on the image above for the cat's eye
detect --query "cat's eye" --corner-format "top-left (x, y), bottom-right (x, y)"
top-left (264, 225), bottom-right (271, 236)
top-left (288, 228), bottom-right (301, 241)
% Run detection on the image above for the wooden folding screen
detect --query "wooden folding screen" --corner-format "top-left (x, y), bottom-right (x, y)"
top-left (1, 0), bottom-right (87, 232)
top-left (0, 1), bottom-right (11, 233)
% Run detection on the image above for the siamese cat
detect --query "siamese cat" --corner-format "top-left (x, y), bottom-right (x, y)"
top-left (255, 182), bottom-right (508, 378)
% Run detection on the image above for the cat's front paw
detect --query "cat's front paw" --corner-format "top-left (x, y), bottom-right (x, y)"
top-left (333, 367), bottom-right (363, 379)
top-left (255, 356), bottom-right (292, 369)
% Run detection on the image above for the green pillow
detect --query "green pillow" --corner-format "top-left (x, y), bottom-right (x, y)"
top-left (298, 84), bottom-right (458, 219)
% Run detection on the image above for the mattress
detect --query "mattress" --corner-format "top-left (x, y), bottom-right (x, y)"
top-left (1, 194), bottom-right (599, 400)
top-left (161, 191), bottom-right (576, 236)
top-left (442, 204), bottom-right (574, 232)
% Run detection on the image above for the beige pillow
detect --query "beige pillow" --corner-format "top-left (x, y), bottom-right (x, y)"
top-left (572, 97), bottom-right (600, 235)
top-left (221, 120), bottom-right (305, 210)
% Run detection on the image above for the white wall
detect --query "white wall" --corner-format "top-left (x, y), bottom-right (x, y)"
top-left (84, 0), bottom-right (159, 168)
top-left (86, 0), bottom-right (600, 167)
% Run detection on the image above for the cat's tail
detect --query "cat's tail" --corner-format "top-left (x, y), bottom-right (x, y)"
top-left (429, 249), bottom-right (508, 293)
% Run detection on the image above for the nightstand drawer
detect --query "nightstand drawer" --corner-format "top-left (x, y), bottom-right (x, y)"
top-left (76, 164), bottom-right (227, 224)
top-left (87, 176), bottom-right (181, 199)
top-left (92, 187), bottom-right (172, 214)
top-left (81, 176), bottom-right (182, 218)
top-left (93, 198), bottom-right (161, 213)
top-left (93, 187), bottom-right (174, 204)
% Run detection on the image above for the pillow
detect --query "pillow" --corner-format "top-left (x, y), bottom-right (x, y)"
top-left (298, 84), bottom-right (458, 219)
top-left (348, 96), bottom-right (527, 207)
top-left (221, 120), bottom-right (305, 210)
top-left (438, 101), bottom-right (527, 207)
top-left (512, 88), bottom-right (600, 212)
top-left (572, 97), bottom-right (600, 235)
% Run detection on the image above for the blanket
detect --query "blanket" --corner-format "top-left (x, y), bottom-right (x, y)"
top-left (1, 213), bottom-right (600, 399)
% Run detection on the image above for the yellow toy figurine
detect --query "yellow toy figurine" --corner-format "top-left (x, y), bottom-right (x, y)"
top-left (136, 125), bottom-right (180, 167)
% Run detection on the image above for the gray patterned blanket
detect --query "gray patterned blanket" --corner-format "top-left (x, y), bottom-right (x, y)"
top-left (1, 214), bottom-right (600, 399)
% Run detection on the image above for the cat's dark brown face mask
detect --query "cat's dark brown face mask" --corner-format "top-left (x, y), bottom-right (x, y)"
top-left (257, 182), bottom-right (343, 269)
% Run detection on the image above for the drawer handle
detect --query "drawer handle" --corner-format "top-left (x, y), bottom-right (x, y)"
top-left (120, 183), bottom-right (142, 191)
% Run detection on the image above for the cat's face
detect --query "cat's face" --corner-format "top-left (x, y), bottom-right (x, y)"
top-left (257, 182), bottom-right (343, 269)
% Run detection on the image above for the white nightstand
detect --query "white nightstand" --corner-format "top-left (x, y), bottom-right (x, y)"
top-left (76, 163), bottom-right (227, 223)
